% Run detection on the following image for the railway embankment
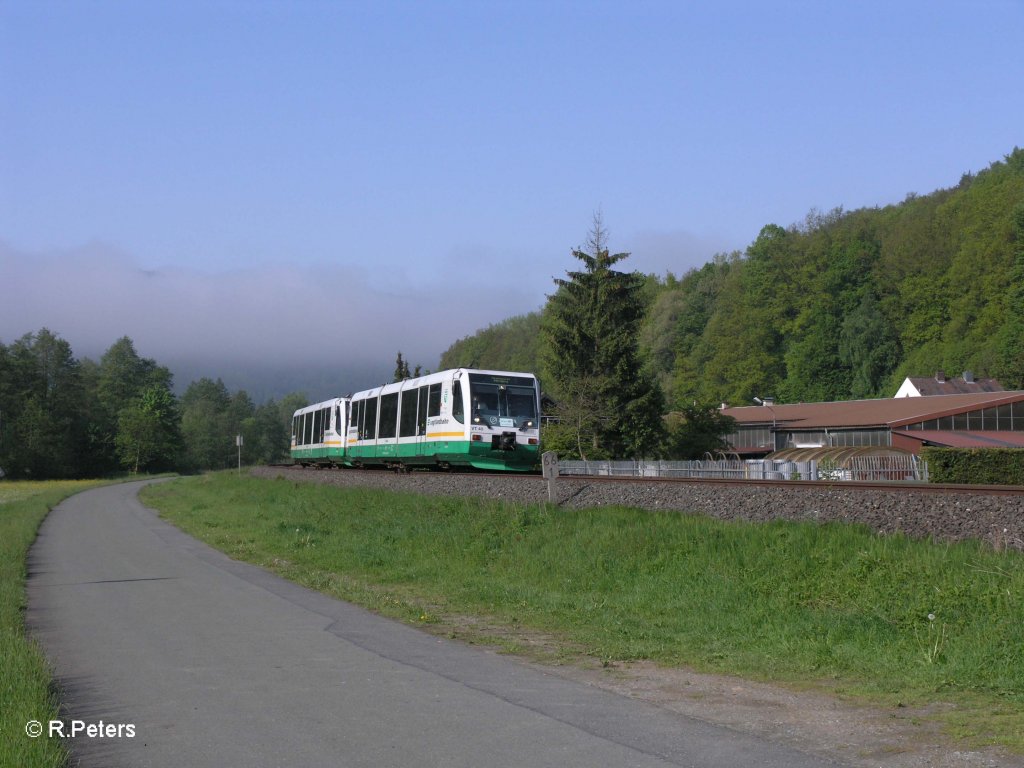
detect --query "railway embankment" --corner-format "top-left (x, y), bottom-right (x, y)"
top-left (252, 466), bottom-right (1024, 551)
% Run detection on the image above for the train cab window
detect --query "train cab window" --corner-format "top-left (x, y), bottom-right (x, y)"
top-left (379, 393), bottom-right (399, 439)
top-left (427, 383), bottom-right (442, 417)
top-left (452, 381), bottom-right (464, 423)
top-left (400, 389), bottom-right (418, 437)
top-left (468, 373), bottom-right (538, 428)
top-left (292, 416), bottom-right (299, 444)
top-left (417, 387), bottom-right (428, 434)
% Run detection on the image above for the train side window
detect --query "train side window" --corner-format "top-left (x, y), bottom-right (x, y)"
top-left (292, 416), bottom-right (298, 444)
top-left (353, 400), bottom-right (363, 437)
top-left (364, 397), bottom-right (378, 440)
top-left (379, 393), bottom-right (399, 439)
top-left (417, 387), bottom-right (428, 434)
top-left (304, 411), bottom-right (314, 445)
top-left (400, 389), bottom-right (418, 437)
top-left (452, 380), bottom-right (464, 423)
top-left (428, 383), bottom-right (441, 417)
top-left (320, 407), bottom-right (328, 442)
top-left (313, 409), bottom-right (323, 444)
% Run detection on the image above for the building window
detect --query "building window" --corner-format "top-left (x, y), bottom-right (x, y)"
top-left (726, 426), bottom-right (772, 449)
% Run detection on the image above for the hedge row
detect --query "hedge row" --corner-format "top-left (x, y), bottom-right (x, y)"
top-left (922, 447), bottom-right (1024, 485)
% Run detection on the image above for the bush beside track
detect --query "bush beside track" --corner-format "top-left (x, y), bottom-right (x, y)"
top-left (252, 466), bottom-right (1024, 551)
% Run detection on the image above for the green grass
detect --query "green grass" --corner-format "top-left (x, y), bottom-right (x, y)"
top-left (1, 480), bottom-right (107, 768)
top-left (143, 472), bottom-right (1024, 751)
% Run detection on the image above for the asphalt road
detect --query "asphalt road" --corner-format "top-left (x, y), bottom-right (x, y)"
top-left (26, 480), bottom-right (841, 768)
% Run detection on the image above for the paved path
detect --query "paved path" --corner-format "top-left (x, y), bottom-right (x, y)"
top-left (27, 481), bottom-right (840, 767)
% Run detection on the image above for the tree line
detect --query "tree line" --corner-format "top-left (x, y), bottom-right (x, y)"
top-left (440, 148), bottom-right (1024, 459)
top-left (0, 333), bottom-right (306, 479)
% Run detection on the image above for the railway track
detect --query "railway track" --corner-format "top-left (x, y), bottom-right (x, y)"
top-left (256, 464), bottom-right (1024, 550)
top-left (268, 464), bottom-right (1024, 496)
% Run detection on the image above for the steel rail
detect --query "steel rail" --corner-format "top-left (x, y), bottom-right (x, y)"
top-left (266, 464), bottom-right (1024, 496)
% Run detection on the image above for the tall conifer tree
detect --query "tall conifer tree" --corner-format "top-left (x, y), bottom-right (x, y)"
top-left (543, 214), bottom-right (664, 458)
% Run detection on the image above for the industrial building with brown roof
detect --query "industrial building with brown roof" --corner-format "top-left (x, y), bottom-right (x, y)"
top-left (722, 391), bottom-right (1024, 457)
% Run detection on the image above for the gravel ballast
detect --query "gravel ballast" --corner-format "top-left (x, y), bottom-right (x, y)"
top-left (251, 466), bottom-right (1024, 551)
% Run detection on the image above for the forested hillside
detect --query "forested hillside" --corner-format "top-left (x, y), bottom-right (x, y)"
top-left (439, 313), bottom-right (544, 373)
top-left (439, 148), bottom-right (1024, 408)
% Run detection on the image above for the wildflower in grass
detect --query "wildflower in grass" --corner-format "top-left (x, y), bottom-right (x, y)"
top-left (917, 612), bottom-right (945, 665)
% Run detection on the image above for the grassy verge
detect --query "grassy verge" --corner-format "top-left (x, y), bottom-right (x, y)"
top-left (143, 472), bottom-right (1024, 751)
top-left (1, 480), bottom-right (106, 768)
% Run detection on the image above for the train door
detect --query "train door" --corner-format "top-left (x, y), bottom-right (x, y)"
top-left (399, 387), bottom-right (417, 462)
top-left (417, 385), bottom-right (429, 456)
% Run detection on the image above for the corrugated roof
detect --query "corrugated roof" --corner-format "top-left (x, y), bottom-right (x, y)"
top-left (724, 391), bottom-right (1024, 429)
top-left (905, 376), bottom-right (1004, 395)
top-left (769, 446), bottom-right (911, 463)
top-left (892, 430), bottom-right (1024, 449)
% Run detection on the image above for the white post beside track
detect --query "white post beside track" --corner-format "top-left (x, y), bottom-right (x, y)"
top-left (541, 451), bottom-right (559, 505)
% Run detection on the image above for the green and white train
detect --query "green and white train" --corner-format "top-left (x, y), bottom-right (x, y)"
top-left (291, 368), bottom-right (541, 472)
top-left (290, 397), bottom-right (349, 467)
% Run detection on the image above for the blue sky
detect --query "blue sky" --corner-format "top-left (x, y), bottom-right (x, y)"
top-left (2, 0), bottom-right (1022, 391)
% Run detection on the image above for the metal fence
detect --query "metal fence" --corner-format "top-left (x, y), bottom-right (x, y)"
top-left (558, 455), bottom-right (929, 482)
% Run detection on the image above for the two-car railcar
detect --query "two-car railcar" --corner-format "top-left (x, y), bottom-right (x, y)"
top-left (290, 368), bottom-right (541, 472)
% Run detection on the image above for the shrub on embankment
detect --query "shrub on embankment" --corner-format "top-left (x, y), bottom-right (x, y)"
top-left (923, 447), bottom-right (1024, 486)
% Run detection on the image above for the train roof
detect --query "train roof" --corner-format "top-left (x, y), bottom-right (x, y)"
top-left (348, 367), bottom-right (538, 400)
top-left (291, 396), bottom-right (349, 417)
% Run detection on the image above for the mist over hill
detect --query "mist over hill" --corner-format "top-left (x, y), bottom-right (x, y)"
top-left (164, 360), bottom-right (396, 404)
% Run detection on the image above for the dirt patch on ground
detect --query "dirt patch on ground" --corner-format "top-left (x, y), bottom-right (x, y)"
top-left (427, 616), bottom-right (1023, 768)
top-left (560, 662), bottom-right (1015, 768)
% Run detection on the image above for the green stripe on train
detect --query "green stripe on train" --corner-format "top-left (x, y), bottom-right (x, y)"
top-left (346, 440), bottom-right (539, 471)
top-left (291, 447), bottom-right (346, 463)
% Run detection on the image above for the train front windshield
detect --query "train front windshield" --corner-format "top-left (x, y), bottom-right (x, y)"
top-left (468, 374), bottom-right (538, 428)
